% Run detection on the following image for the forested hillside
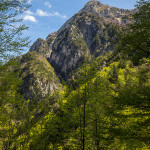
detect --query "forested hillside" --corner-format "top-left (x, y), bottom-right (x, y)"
top-left (0, 0), bottom-right (150, 149)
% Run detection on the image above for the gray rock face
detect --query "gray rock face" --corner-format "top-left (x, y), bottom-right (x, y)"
top-left (29, 0), bottom-right (134, 80)
top-left (80, 0), bottom-right (133, 25)
top-left (49, 31), bottom-right (90, 79)
top-left (49, 13), bottom-right (118, 79)
top-left (29, 32), bottom-right (57, 59)
top-left (46, 32), bottom-right (57, 40)
top-left (29, 38), bottom-right (51, 59)
top-left (22, 74), bottom-right (59, 100)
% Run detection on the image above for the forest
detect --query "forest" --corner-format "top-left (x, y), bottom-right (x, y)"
top-left (0, 0), bottom-right (150, 149)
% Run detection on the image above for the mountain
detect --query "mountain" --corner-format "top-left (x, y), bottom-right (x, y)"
top-left (29, 0), bottom-right (134, 80)
top-left (17, 0), bottom-right (134, 100)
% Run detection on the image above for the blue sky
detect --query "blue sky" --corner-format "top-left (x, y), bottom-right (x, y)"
top-left (22, 0), bottom-right (138, 52)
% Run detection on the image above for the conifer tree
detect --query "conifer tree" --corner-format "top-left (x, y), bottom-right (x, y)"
top-left (117, 0), bottom-right (150, 63)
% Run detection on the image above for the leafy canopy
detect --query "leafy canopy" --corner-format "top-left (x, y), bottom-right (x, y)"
top-left (0, 0), bottom-right (30, 63)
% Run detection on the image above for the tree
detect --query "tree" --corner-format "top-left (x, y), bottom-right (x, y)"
top-left (0, 0), bottom-right (30, 149)
top-left (0, 0), bottom-right (30, 63)
top-left (116, 0), bottom-right (150, 63)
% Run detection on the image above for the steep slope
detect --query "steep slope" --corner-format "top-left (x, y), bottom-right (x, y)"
top-left (17, 52), bottom-right (61, 100)
top-left (50, 13), bottom-right (119, 79)
top-left (29, 0), bottom-right (134, 80)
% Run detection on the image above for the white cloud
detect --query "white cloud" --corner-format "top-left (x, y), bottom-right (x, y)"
top-left (36, 9), bottom-right (50, 16)
top-left (25, 10), bottom-right (34, 15)
top-left (44, 2), bottom-right (52, 8)
top-left (36, 9), bottom-right (67, 19)
top-left (23, 15), bottom-right (37, 22)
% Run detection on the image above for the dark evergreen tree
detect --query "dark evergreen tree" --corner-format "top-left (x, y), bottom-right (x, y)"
top-left (116, 0), bottom-right (150, 63)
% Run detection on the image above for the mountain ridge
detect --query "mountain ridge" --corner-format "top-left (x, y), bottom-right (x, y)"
top-left (29, 0), bottom-right (134, 80)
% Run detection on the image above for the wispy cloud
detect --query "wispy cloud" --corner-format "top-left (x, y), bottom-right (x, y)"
top-left (23, 9), bottom-right (67, 22)
top-left (23, 15), bottom-right (37, 22)
top-left (52, 12), bottom-right (68, 19)
top-left (36, 9), bottom-right (67, 19)
top-left (44, 2), bottom-right (52, 8)
top-left (36, 9), bottom-right (50, 16)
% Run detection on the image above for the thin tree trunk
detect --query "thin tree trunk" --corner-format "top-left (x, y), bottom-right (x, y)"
top-left (95, 119), bottom-right (99, 150)
top-left (79, 106), bottom-right (82, 150)
top-left (7, 106), bottom-right (15, 150)
top-left (82, 101), bottom-right (86, 150)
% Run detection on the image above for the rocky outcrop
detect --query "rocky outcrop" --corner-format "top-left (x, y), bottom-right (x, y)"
top-left (80, 0), bottom-right (133, 25)
top-left (18, 52), bottom-right (61, 100)
top-left (29, 32), bottom-right (57, 59)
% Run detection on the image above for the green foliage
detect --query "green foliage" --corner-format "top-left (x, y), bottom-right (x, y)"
top-left (0, 60), bottom-right (26, 150)
top-left (1, 50), bottom-right (150, 150)
top-left (55, 57), bottom-right (150, 149)
top-left (0, 1), bottom-right (31, 149)
top-left (18, 52), bottom-right (61, 101)
top-left (116, 0), bottom-right (150, 63)
top-left (20, 52), bottom-right (55, 81)
top-left (0, 0), bottom-right (30, 63)
top-left (0, 1), bottom-right (150, 149)
top-left (73, 37), bottom-right (89, 53)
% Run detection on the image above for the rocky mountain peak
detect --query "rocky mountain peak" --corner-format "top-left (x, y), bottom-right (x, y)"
top-left (80, 0), bottom-right (133, 24)
top-left (82, 0), bottom-right (104, 12)
top-left (58, 1), bottom-right (133, 34)
top-left (46, 32), bottom-right (57, 40)
top-left (29, 0), bottom-right (135, 80)
top-left (29, 32), bottom-right (57, 59)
